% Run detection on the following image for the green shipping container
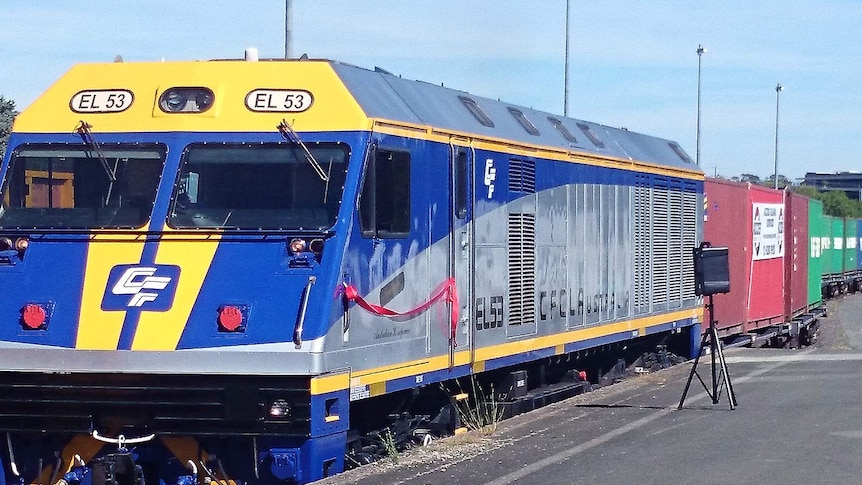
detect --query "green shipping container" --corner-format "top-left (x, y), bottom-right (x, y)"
top-left (845, 218), bottom-right (858, 272)
top-left (824, 216), bottom-right (845, 276)
top-left (808, 199), bottom-right (824, 306)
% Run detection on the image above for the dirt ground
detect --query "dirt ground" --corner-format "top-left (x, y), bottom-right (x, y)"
top-left (815, 294), bottom-right (862, 351)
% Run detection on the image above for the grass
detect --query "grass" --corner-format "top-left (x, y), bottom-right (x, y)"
top-left (450, 375), bottom-right (506, 436)
top-left (381, 428), bottom-right (399, 464)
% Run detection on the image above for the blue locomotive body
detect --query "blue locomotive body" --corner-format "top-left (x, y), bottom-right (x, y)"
top-left (0, 58), bottom-right (703, 484)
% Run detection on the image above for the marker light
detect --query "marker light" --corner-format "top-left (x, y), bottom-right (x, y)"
top-left (21, 304), bottom-right (47, 330)
top-left (217, 305), bottom-right (245, 332)
top-left (309, 238), bottom-right (324, 256)
top-left (159, 87), bottom-right (215, 113)
top-left (288, 238), bottom-right (306, 254)
top-left (14, 238), bottom-right (29, 252)
top-left (0, 237), bottom-right (12, 251)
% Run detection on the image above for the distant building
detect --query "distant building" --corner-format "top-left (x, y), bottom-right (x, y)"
top-left (803, 172), bottom-right (862, 200)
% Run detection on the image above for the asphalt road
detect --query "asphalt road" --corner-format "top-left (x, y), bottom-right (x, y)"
top-left (320, 295), bottom-right (862, 485)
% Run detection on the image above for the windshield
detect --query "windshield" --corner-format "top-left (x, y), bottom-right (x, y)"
top-left (168, 142), bottom-right (349, 230)
top-left (0, 144), bottom-right (165, 229)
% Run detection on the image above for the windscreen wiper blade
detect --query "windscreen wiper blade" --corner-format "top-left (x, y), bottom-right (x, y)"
top-left (76, 120), bottom-right (118, 205)
top-left (76, 121), bottom-right (116, 182)
top-left (277, 119), bottom-right (330, 182)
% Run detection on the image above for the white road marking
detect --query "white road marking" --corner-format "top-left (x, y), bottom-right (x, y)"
top-left (480, 349), bottom-right (816, 485)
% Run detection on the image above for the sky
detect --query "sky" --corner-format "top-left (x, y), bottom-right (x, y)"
top-left (2, 0), bottom-right (861, 181)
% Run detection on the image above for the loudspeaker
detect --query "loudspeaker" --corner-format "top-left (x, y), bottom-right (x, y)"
top-left (693, 243), bottom-right (730, 296)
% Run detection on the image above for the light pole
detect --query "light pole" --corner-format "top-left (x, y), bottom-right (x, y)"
top-left (773, 83), bottom-right (783, 189)
top-left (285, 0), bottom-right (293, 59)
top-left (564, 0), bottom-right (571, 117)
top-left (695, 45), bottom-right (706, 167)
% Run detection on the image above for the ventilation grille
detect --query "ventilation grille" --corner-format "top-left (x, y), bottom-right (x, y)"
top-left (681, 188), bottom-right (698, 299)
top-left (634, 178), bottom-right (700, 313)
top-left (634, 181), bottom-right (651, 312)
top-left (652, 188), bottom-right (670, 305)
top-left (508, 213), bottom-right (536, 326)
top-left (509, 159), bottom-right (536, 193)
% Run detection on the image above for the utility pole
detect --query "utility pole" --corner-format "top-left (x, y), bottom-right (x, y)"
top-left (285, 0), bottom-right (293, 59)
top-left (773, 83), bottom-right (783, 189)
top-left (563, 0), bottom-right (571, 116)
top-left (695, 45), bottom-right (706, 166)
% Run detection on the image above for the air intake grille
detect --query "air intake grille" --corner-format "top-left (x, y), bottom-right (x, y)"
top-left (634, 177), bottom-right (700, 313)
top-left (508, 159), bottom-right (536, 193)
top-left (652, 188), bottom-right (670, 305)
top-left (634, 181), bottom-right (651, 312)
top-left (508, 213), bottom-right (536, 326)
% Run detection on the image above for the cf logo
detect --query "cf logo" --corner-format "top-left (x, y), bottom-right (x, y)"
top-left (102, 265), bottom-right (181, 311)
top-left (483, 158), bottom-right (497, 199)
top-left (112, 267), bottom-right (172, 307)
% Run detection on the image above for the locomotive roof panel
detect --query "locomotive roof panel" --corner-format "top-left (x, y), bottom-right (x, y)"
top-left (13, 58), bottom-right (698, 173)
top-left (332, 61), bottom-right (697, 171)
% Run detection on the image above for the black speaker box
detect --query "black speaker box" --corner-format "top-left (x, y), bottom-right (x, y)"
top-left (693, 245), bottom-right (730, 296)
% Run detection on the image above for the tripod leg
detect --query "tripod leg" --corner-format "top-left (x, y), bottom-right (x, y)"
top-left (709, 329), bottom-right (720, 404)
top-left (712, 326), bottom-right (737, 409)
top-left (678, 332), bottom-right (710, 409)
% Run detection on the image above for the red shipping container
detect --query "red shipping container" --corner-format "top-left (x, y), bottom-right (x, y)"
top-left (704, 178), bottom-right (785, 338)
top-left (784, 191), bottom-right (810, 318)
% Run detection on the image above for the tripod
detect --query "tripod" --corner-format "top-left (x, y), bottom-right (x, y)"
top-left (678, 294), bottom-right (737, 410)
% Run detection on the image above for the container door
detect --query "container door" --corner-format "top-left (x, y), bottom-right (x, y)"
top-left (450, 144), bottom-right (474, 364)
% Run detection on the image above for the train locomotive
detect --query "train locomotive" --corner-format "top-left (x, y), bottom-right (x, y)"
top-left (0, 55), bottom-right (704, 484)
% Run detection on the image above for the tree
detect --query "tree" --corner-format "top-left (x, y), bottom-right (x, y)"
top-left (820, 190), bottom-right (862, 218)
top-left (793, 184), bottom-right (862, 218)
top-left (736, 173), bottom-right (761, 184)
top-left (0, 96), bottom-right (17, 160)
top-left (762, 174), bottom-right (792, 189)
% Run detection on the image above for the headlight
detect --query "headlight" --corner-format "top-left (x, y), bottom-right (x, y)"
top-left (268, 399), bottom-right (291, 418)
top-left (159, 88), bottom-right (214, 113)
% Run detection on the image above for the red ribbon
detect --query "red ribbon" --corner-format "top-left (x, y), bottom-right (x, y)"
top-left (343, 278), bottom-right (459, 347)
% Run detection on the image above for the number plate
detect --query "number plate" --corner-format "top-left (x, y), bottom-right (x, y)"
top-left (70, 90), bottom-right (134, 113)
top-left (245, 89), bottom-right (313, 112)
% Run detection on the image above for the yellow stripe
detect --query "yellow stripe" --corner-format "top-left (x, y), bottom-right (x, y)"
top-left (373, 119), bottom-right (705, 181)
top-left (311, 371), bottom-right (350, 395)
top-left (350, 308), bottom-right (702, 388)
top-left (76, 233), bottom-right (146, 350)
top-left (132, 236), bottom-right (221, 350)
top-left (473, 308), bottom-right (701, 362)
top-left (369, 382), bottom-right (386, 398)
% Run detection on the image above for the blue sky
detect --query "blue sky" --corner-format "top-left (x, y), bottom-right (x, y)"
top-left (2, 1), bottom-right (860, 181)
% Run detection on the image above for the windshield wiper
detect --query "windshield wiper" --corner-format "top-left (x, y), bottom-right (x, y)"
top-left (76, 120), bottom-right (118, 205)
top-left (277, 119), bottom-right (330, 183)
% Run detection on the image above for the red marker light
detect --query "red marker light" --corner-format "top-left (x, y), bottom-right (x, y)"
top-left (22, 304), bottom-right (47, 330)
top-left (218, 306), bottom-right (244, 332)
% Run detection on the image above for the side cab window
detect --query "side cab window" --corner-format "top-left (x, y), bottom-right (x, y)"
top-left (359, 146), bottom-right (411, 238)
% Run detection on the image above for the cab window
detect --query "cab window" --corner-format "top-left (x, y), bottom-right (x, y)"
top-left (359, 148), bottom-right (410, 238)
